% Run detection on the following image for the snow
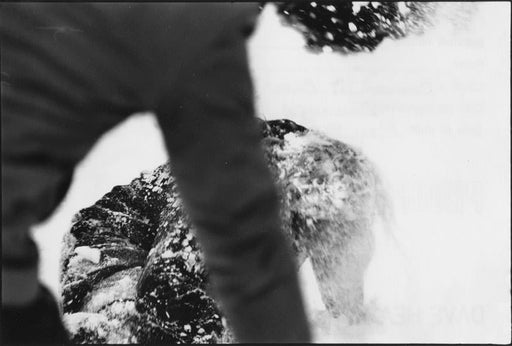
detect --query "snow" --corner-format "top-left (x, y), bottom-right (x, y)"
top-left (64, 312), bottom-right (109, 336)
top-left (160, 250), bottom-right (173, 259)
top-left (250, 3), bottom-right (510, 343)
top-left (282, 131), bottom-right (332, 153)
top-left (32, 2), bottom-right (510, 343)
top-left (63, 303), bottom-right (139, 344)
top-left (84, 273), bottom-right (137, 313)
top-left (74, 246), bottom-right (101, 264)
top-left (353, 2), bottom-right (370, 14)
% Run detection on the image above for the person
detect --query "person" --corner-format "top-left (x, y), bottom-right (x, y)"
top-left (0, 3), bottom-right (311, 343)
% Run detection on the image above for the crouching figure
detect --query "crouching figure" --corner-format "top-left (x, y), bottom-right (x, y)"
top-left (60, 119), bottom-right (388, 343)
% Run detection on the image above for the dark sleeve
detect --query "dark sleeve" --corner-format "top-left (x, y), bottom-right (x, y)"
top-left (152, 4), bottom-right (311, 342)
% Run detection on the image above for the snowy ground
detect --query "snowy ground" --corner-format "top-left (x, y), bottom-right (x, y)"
top-left (33, 2), bottom-right (510, 343)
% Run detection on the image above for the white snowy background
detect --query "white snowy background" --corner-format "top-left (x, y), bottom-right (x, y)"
top-left (32, 2), bottom-right (510, 343)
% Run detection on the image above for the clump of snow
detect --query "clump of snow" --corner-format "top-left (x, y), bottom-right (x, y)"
top-left (109, 299), bottom-right (136, 315)
top-left (74, 246), bottom-right (101, 264)
top-left (83, 268), bottom-right (140, 313)
top-left (352, 2), bottom-right (370, 14)
top-left (65, 255), bottom-right (97, 281)
top-left (282, 131), bottom-right (332, 153)
top-left (161, 249), bottom-right (173, 258)
top-left (64, 312), bottom-right (109, 336)
top-left (63, 306), bottom-right (139, 344)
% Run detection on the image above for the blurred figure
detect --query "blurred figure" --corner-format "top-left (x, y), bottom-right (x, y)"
top-left (0, 3), bottom-right (311, 343)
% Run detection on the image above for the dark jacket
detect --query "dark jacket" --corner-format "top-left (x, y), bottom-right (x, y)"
top-left (0, 3), bottom-right (310, 342)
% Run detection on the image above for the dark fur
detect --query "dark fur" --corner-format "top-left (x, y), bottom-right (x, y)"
top-left (60, 119), bottom-right (387, 343)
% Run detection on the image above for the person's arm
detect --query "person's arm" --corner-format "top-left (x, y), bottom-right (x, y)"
top-left (153, 4), bottom-right (311, 342)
